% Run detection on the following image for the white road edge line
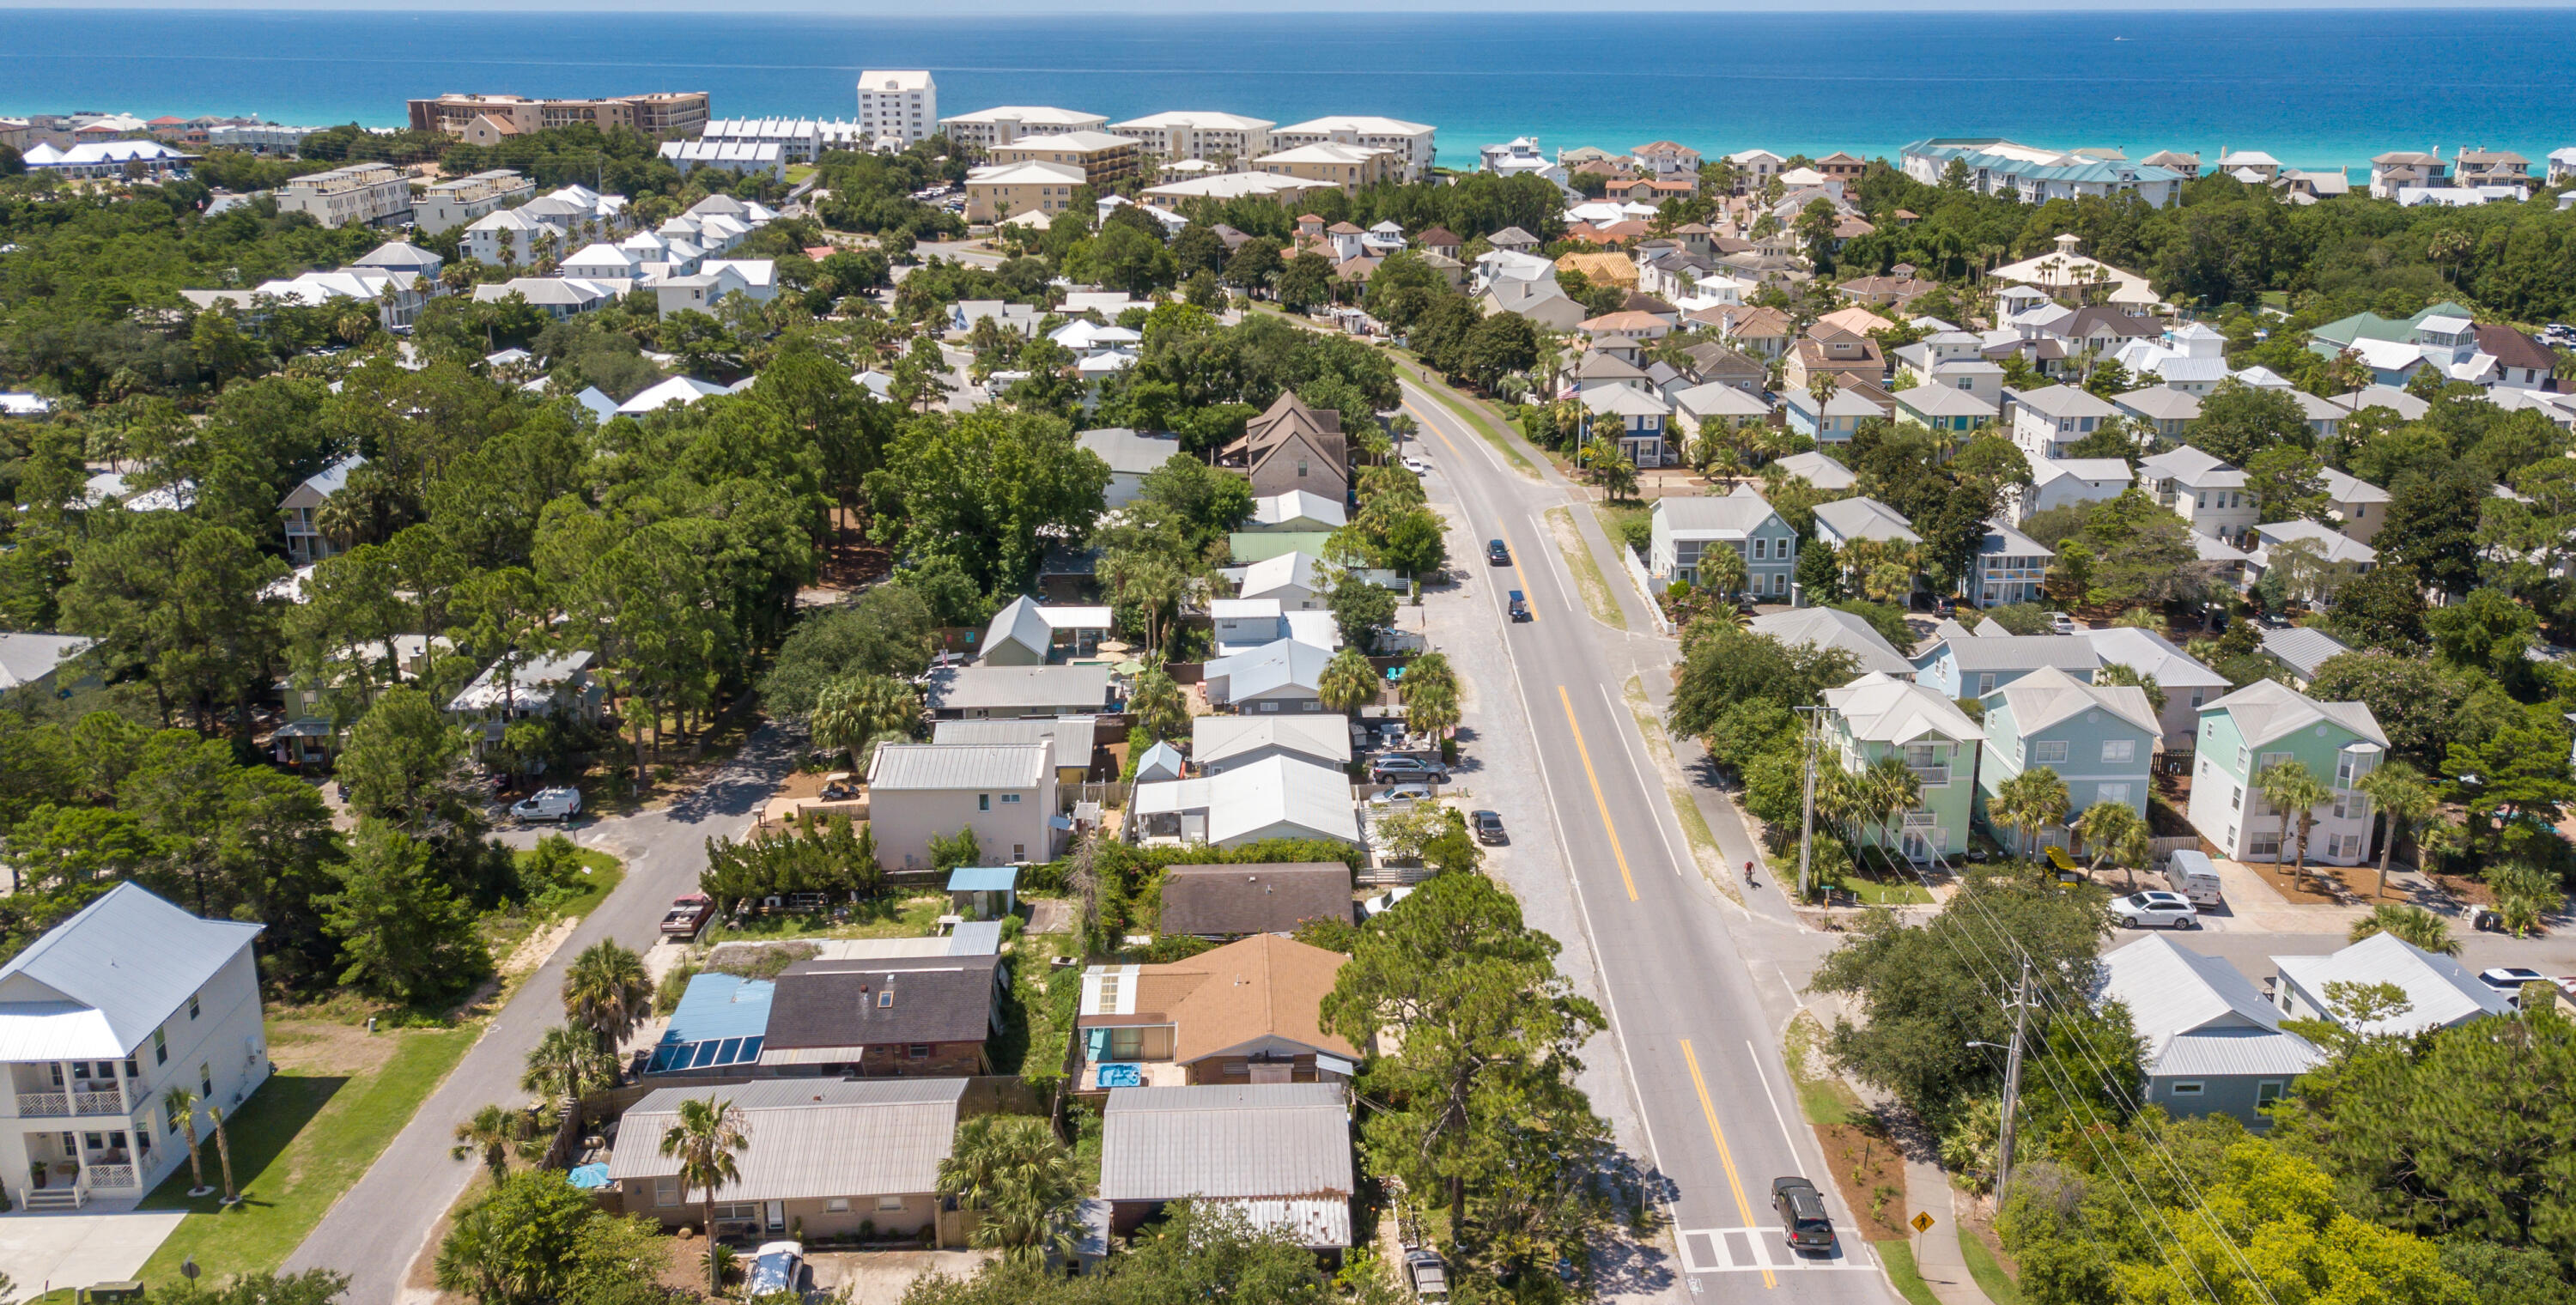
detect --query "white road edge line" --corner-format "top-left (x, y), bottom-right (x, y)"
top-left (1412, 386), bottom-right (1686, 1242)
top-left (1597, 681), bottom-right (1687, 878)
top-left (1747, 1038), bottom-right (1801, 1158)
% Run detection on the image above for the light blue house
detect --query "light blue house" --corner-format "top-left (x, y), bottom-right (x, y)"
top-left (1911, 633), bottom-right (2100, 701)
top-left (1976, 665), bottom-right (2159, 853)
top-left (1966, 519), bottom-right (2053, 608)
top-left (1649, 487), bottom-right (1798, 599)
top-left (2184, 680), bottom-right (2386, 865)
top-left (1779, 387), bottom-right (1881, 443)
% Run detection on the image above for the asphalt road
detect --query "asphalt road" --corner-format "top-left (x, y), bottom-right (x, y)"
top-left (283, 727), bottom-right (798, 1303)
top-left (1397, 378), bottom-right (1896, 1303)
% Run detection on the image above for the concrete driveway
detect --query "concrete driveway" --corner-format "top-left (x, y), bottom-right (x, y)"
top-left (0, 1209), bottom-right (187, 1294)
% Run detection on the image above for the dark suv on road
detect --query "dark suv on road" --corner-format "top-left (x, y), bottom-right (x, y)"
top-left (1486, 538), bottom-right (1510, 565)
top-left (1771, 1176), bottom-right (1837, 1252)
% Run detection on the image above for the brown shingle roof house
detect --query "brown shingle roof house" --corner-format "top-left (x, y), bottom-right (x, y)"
top-left (759, 955), bottom-right (1003, 1077)
top-left (1075, 934), bottom-right (1363, 1093)
top-left (1219, 392), bottom-right (1347, 502)
top-left (1159, 862), bottom-right (1354, 939)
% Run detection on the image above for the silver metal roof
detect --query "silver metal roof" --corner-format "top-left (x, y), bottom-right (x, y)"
top-left (607, 1077), bottom-right (964, 1200)
top-left (1099, 1083), bottom-right (1353, 1203)
top-left (866, 742), bottom-right (1051, 791)
top-left (0, 883), bottom-right (264, 1059)
top-left (2099, 934), bottom-right (2320, 1078)
top-left (927, 663), bottom-right (1112, 712)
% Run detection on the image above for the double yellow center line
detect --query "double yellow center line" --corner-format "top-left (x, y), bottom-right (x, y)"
top-left (1556, 687), bottom-right (1636, 901)
top-left (1683, 1039), bottom-right (1777, 1290)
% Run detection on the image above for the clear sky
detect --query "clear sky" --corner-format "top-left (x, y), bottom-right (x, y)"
top-left (8, 1), bottom-right (2575, 9)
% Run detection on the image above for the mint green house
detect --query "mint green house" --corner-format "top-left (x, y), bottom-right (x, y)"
top-left (2185, 681), bottom-right (2387, 865)
top-left (1822, 672), bottom-right (1984, 863)
top-left (1976, 665), bottom-right (2160, 854)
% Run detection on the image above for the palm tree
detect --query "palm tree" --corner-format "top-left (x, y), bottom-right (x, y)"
top-left (450, 1102), bottom-right (538, 1184)
top-left (703, 1244), bottom-right (742, 1295)
top-left (2073, 800), bottom-right (2151, 887)
top-left (1399, 652), bottom-right (1461, 739)
top-left (2256, 760), bottom-right (2332, 885)
top-left (938, 1114), bottom-right (1084, 1259)
top-left (661, 1095), bottom-right (750, 1287)
top-left (1992, 768), bottom-right (2069, 859)
top-left (2355, 762), bottom-right (2437, 899)
top-left (1855, 755), bottom-right (1920, 856)
top-left (433, 1198), bottom-right (510, 1302)
top-left (2347, 902), bottom-right (2458, 956)
top-left (562, 940), bottom-right (653, 1057)
top-left (1318, 646), bottom-right (1379, 716)
top-left (161, 1085), bottom-right (212, 1196)
top-left (809, 672), bottom-right (923, 768)
top-left (523, 1023), bottom-right (616, 1105)
top-left (207, 1102), bottom-right (238, 1205)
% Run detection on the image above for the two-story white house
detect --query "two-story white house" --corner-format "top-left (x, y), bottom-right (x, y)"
top-left (0, 883), bottom-right (270, 1211)
top-left (2008, 385), bottom-right (2119, 458)
top-left (1648, 487), bottom-right (1798, 599)
top-left (1967, 519), bottom-right (2054, 608)
top-left (2137, 446), bottom-right (2257, 547)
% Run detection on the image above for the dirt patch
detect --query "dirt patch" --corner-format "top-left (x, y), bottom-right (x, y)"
top-left (2245, 856), bottom-right (2362, 905)
top-left (498, 914), bottom-right (582, 980)
top-left (1814, 1118), bottom-right (1911, 1242)
top-left (264, 1017), bottom-right (405, 1078)
top-left (2425, 870), bottom-right (2498, 907)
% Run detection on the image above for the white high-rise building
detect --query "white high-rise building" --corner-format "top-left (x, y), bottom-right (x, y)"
top-left (857, 70), bottom-right (937, 148)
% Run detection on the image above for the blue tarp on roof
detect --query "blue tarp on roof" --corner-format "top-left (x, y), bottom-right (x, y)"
top-left (947, 865), bottom-right (1022, 892)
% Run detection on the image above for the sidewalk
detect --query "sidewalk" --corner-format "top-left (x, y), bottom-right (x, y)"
top-left (1900, 1156), bottom-right (1993, 1305)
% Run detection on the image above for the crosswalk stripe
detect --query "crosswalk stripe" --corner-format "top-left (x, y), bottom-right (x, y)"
top-left (1676, 1228), bottom-right (1875, 1274)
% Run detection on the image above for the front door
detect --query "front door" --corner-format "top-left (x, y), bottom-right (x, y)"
top-left (766, 1199), bottom-right (786, 1233)
top-left (1900, 827), bottom-right (1944, 864)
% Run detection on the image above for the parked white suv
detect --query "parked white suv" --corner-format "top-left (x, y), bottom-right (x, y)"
top-left (2110, 890), bottom-right (2199, 930)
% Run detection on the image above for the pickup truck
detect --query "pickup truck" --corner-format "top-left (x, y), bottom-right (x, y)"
top-left (659, 894), bottom-right (714, 940)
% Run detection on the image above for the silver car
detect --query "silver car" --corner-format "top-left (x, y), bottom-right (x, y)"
top-left (2111, 890), bottom-right (2198, 930)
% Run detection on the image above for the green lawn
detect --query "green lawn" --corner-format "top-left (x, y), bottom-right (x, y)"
top-left (1542, 507), bottom-right (1627, 630)
top-left (1960, 1229), bottom-right (2024, 1305)
top-left (1394, 358), bottom-right (1540, 477)
top-left (1825, 873), bottom-right (1935, 906)
top-left (1874, 1240), bottom-right (1943, 1305)
top-left (134, 1022), bottom-right (479, 1285)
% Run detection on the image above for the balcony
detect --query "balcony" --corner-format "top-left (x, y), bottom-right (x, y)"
top-left (1908, 765), bottom-right (1951, 787)
top-left (13, 1087), bottom-right (126, 1119)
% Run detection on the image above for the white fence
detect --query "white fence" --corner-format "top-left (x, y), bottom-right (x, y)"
top-left (1620, 545), bottom-right (1673, 634)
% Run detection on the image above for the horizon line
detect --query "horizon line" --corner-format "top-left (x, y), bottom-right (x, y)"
top-left (13, 1), bottom-right (2576, 9)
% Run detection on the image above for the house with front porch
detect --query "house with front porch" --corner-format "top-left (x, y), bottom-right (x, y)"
top-left (2184, 680), bottom-right (2387, 866)
top-left (1974, 665), bottom-right (2158, 854)
top-left (1648, 487), bottom-right (1797, 598)
top-left (0, 883), bottom-right (270, 1211)
top-left (1893, 383), bottom-right (1998, 435)
top-left (1579, 385), bottom-right (1673, 468)
top-left (2138, 446), bottom-right (2256, 546)
top-left (1821, 673), bottom-right (1983, 863)
top-left (1966, 519), bottom-right (2054, 608)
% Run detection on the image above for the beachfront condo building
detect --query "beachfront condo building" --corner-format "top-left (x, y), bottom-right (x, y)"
top-left (408, 92), bottom-right (710, 139)
top-left (857, 70), bottom-right (936, 148)
top-left (1269, 116), bottom-right (1437, 182)
top-left (939, 106), bottom-right (1109, 150)
top-left (1109, 111), bottom-right (1276, 165)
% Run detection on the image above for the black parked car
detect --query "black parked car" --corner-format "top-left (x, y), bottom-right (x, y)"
top-left (1771, 1176), bottom-right (1837, 1252)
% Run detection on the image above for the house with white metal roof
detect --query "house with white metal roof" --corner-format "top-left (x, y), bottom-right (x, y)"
top-left (1099, 1083), bottom-right (1355, 1251)
top-left (0, 632), bottom-right (94, 694)
top-left (932, 716), bottom-right (1098, 786)
top-left (866, 741), bottom-right (1060, 870)
top-left (1745, 608), bottom-right (1914, 678)
top-left (2138, 445), bottom-right (2254, 545)
top-left (1912, 631), bottom-right (2099, 700)
top-left (1821, 673), bottom-right (1984, 861)
top-left (2186, 679), bottom-right (2385, 865)
top-left (2269, 932), bottom-right (2510, 1037)
top-left (2099, 935), bottom-right (2321, 1129)
top-left (609, 1077), bottom-right (966, 1240)
top-left (1813, 496), bottom-right (1922, 549)
top-left (1648, 486), bottom-right (1797, 597)
top-left (1249, 491), bottom-right (1345, 534)
top-left (2008, 384), bottom-right (2120, 458)
top-left (1967, 518), bottom-right (2054, 607)
top-left (1976, 665), bottom-right (2158, 852)
top-left (1133, 755), bottom-right (1358, 849)
top-left (0, 883), bottom-right (270, 1211)
top-left (1192, 716), bottom-right (1352, 775)
top-left (1770, 451), bottom-right (1858, 493)
top-left (925, 664), bottom-right (1114, 719)
top-left (2258, 627), bottom-right (2354, 689)
top-left (2011, 452), bottom-right (2134, 525)
top-left (2316, 467), bottom-right (2391, 546)
top-left (2075, 627), bottom-right (2233, 749)
top-left (1202, 639), bottom-right (1333, 713)
top-left (2112, 385), bottom-right (2202, 440)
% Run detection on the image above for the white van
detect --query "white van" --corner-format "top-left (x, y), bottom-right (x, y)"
top-left (510, 786), bottom-right (582, 822)
top-left (2163, 849), bottom-right (2223, 907)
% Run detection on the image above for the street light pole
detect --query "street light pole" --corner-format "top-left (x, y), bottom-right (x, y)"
top-left (1996, 958), bottom-right (2034, 1205)
top-left (1794, 703), bottom-right (1823, 901)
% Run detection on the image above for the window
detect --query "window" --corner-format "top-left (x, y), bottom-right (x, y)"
top-left (1012, 843), bottom-right (1027, 860)
top-left (877, 990), bottom-right (894, 1008)
top-left (2190, 690), bottom-right (2206, 710)
top-left (199, 1064), bottom-right (211, 1096)
top-left (827, 1198), bottom-right (851, 1213)
top-left (878, 1195), bottom-right (908, 1212)
top-left (1977, 674), bottom-right (1996, 695)
top-left (2329, 833), bottom-right (2363, 860)
top-left (999, 793), bottom-right (1021, 804)
top-left (977, 793), bottom-right (990, 811)
top-left (2248, 829), bottom-right (2281, 859)
top-left (2034, 740), bottom-right (2069, 765)
top-left (2230, 786), bottom-right (2243, 811)
top-left (2168, 1081), bottom-right (2205, 1097)
top-left (188, 992), bottom-right (201, 1020)
top-left (908, 1044), bottom-right (933, 1059)
top-left (2336, 748), bottom-right (2378, 786)
top-left (2256, 1080), bottom-right (2286, 1108)
top-left (2334, 791), bottom-right (2369, 821)
top-left (2101, 739), bottom-right (2136, 763)
top-left (1108, 1028), bottom-right (1145, 1059)
top-left (2096, 783), bottom-right (2132, 806)
top-left (1259, 700), bottom-right (1279, 713)
top-left (1296, 458), bottom-right (1309, 478)
top-left (1905, 743), bottom-right (1939, 768)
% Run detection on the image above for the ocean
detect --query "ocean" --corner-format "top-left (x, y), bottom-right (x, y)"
top-left (5, 7), bottom-right (2575, 173)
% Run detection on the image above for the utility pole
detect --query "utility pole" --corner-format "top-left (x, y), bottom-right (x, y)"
top-left (1996, 957), bottom-right (2034, 1206)
top-left (1793, 704), bottom-right (1821, 901)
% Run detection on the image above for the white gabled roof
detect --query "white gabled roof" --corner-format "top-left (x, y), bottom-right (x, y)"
top-left (2077, 627), bottom-right (2231, 691)
top-left (1990, 664), bottom-right (2160, 737)
top-left (1823, 671), bottom-right (1981, 746)
top-left (1206, 637), bottom-right (1332, 699)
top-left (0, 883), bottom-right (264, 1059)
top-left (1812, 496), bottom-right (1920, 545)
top-left (2271, 932), bottom-right (2510, 1037)
top-left (982, 595), bottom-right (1054, 660)
top-left (1133, 755), bottom-right (1358, 846)
top-left (617, 375), bottom-right (728, 415)
top-left (2099, 935), bottom-right (2322, 1078)
top-left (1656, 484), bottom-right (1781, 540)
top-left (2200, 678), bottom-right (2387, 750)
top-left (1192, 715), bottom-right (1352, 768)
top-left (1239, 551), bottom-right (1325, 599)
top-left (1253, 490), bottom-right (1346, 531)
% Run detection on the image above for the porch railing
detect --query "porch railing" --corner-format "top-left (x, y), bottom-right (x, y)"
top-left (15, 1091), bottom-right (70, 1117)
top-left (73, 1089), bottom-right (125, 1115)
top-left (86, 1163), bottom-right (137, 1189)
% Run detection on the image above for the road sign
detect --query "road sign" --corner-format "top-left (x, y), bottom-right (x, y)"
top-left (1911, 1211), bottom-right (1936, 1235)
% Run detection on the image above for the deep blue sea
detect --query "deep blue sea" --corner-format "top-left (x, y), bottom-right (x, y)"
top-left (6, 8), bottom-right (2576, 172)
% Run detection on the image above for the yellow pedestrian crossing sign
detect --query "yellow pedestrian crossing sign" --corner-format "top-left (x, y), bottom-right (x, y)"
top-left (1911, 1211), bottom-right (1935, 1234)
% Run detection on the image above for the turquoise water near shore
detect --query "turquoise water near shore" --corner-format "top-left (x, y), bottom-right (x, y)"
top-left (5, 8), bottom-right (2575, 172)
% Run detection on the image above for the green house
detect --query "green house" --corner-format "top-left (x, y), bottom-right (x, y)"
top-left (2184, 681), bottom-right (2386, 865)
top-left (1822, 672), bottom-right (1984, 862)
top-left (1976, 665), bottom-right (2160, 854)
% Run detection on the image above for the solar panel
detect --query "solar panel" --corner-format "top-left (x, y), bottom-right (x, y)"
top-left (715, 1037), bottom-right (743, 1065)
top-left (739, 1036), bottom-right (763, 1062)
top-left (690, 1041), bottom-right (719, 1069)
